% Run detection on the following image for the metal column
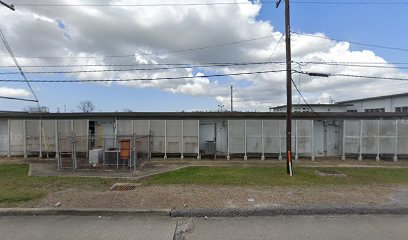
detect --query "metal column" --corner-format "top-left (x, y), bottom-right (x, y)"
top-left (86, 119), bottom-right (89, 160)
top-left (295, 120), bottom-right (298, 161)
top-left (7, 119), bottom-right (10, 157)
top-left (342, 120), bottom-right (346, 160)
top-left (197, 120), bottom-right (201, 160)
top-left (227, 120), bottom-right (230, 160)
top-left (394, 119), bottom-right (398, 162)
top-left (39, 119), bottom-right (42, 158)
top-left (244, 120), bottom-right (247, 160)
top-left (311, 120), bottom-right (315, 161)
top-left (23, 120), bottom-right (27, 159)
top-left (278, 120), bottom-right (282, 161)
top-left (376, 119), bottom-right (380, 161)
top-left (358, 120), bottom-right (363, 161)
top-left (261, 120), bottom-right (265, 161)
top-left (164, 120), bottom-right (167, 160)
top-left (181, 120), bottom-right (184, 160)
top-left (148, 120), bottom-right (151, 159)
top-left (55, 120), bottom-right (60, 170)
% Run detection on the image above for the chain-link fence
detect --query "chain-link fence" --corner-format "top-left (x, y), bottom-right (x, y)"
top-left (57, 135), bottom-right (150, 171)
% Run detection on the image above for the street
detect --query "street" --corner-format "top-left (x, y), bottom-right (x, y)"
top-left (1, 214), bottom-right (408, 240)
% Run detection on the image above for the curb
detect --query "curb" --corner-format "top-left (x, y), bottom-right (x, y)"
top-left (0, 208), bottom-right (171, 217)
top-left (171, 206), bottom-right (408, 218)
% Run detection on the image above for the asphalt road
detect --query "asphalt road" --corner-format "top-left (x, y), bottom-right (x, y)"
top-left (1, 214), bottom-right (408, 240)
top-left (0, 215), bottom-right (176, 240)
top-left (187, 215), bottom-right (408, 240)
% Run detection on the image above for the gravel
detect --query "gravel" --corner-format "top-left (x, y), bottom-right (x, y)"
top-left (35, 184), bottom-right (399, 209)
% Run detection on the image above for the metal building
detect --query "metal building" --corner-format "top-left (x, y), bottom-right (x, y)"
top-left (0, 112), bottom-right (407, 170)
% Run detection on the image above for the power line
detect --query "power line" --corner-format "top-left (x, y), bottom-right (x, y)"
top-left (0, 69), bottom-right (287, 83)
top-left (0, 96), bottom-right (38, 102)
top-left (0, 28), bottom-right (40, 105)
top-left (291, 77), bottom-right (319, 116)
top-left (246, 34), bottom-right (284, 87)
top-left (0, 62), bottom-right (286, 75)
top-left (12, 1), bottom-right (408, 7)
top-left (0, 34), bottom-right (276, 59)
top-left (295, 70), bottom-right (408, 81)
top-left (294, 61), bottom-right (408, 70)
top-left (13, 1), bottom-right (276, 7)
top-left (292, 32), bottom-right (408, 53)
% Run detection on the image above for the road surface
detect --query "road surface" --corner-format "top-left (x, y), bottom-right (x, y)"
top-left (1, 214), bottom-right (408, 240)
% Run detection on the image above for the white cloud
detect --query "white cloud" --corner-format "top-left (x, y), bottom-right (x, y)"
top-left (0, 0), bottom-right (407, 111)
top-left (0, 87), bottom-right (30, 97)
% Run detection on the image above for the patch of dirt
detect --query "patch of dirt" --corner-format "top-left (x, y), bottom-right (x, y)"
top-left (35, 184), bottom-right (397, 209)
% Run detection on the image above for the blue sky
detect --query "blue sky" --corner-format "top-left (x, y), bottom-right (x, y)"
top-left (1, 0), bottom-right (408, 112)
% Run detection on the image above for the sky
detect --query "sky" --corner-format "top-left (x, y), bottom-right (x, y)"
top-left (0, 0), bottom-right (408, 112)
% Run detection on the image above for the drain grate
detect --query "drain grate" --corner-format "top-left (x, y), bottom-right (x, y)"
top-left (110, 183), bottom-right (140, 191)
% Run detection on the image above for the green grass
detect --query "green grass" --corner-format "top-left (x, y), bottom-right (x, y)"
top-left (144, 166), bottom-right (408, 187)
top-left (0, 164), bottom-right (128, 207)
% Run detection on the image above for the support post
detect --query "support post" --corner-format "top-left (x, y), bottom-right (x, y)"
top-left (86, 119), bottom-right (89, 160)
top-left (71, 120), bottom-right (77, 169)
top-left (342, 120), bottom-right (346, 160)
top-left (164, 120), bottom-right (167, 160)
top-left (55, 120), bottom-right (60, 170)
top-left (295, 120), bottom-right (298, 161)
top-left (227, 120), bottom-right (230, 160)
top-left (376, 119), bottom-right (380, 161)
top-left (358, 120), bottom-right (363, 161)
top-left (115, 118), bottom-right (118, 170)
top-left (181, 120), bottom-right (184, 160)
top-left (311, 120), bottom-right (315, 161)
top-left (244, 120), bottom-right (248, 160)
top-left (7, 119), bottom-right (10, 157)
top-left (197, 120), bottom-right (201, 160)
top-left (278, 120), bottom-right (282, 161)
top-left (148, 120), bottom-right (151, 159)
top-left (394, 119), bottom-right (398, 162)
top-left (23, 120), bottom-right (27, 159)
top-left (39, 119), bottom-right (42, 159)
top-left (261, 120), bottom-right (265, 161)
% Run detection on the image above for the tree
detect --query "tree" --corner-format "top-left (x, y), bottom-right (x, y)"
top-left (77, 100), bottom-right (95, 112)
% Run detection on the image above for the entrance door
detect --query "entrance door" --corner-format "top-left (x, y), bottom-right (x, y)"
top-left (199, 123), bottom-right (215, 151)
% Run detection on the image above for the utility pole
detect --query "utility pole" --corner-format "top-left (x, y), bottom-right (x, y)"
top-left (230, 85), bottom-right (233, 112)
top-left (276, 0), bottom-right (293, 176)
top-left (0, 1), bottom-right (15, 11)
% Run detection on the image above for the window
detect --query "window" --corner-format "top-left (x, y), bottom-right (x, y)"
top-left (364, 108), bottom-right (385, 113)
top-left (395, 106), bottom-right (408, 112)
top-left (347, 110), bottom-right (358, 112)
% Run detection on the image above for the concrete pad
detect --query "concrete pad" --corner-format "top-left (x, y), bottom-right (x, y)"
top-left (0, 215), bottom-right (176, 240)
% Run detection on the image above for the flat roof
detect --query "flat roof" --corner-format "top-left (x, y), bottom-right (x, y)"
top-left (0, 111), bottom-right (407, 120)
top-left (337, 92), bottom-right (408, 103)
top-left (272, 104), bottom-right (349, 109)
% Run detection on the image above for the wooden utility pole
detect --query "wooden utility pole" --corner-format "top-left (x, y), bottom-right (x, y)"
top-left (0, 1), bottom-right (15, 11)
top-left (276, 0), bottom-right (293, 176)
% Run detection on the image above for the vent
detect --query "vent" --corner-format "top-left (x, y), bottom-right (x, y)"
top-left (110, 183), bottom-right (140, 191)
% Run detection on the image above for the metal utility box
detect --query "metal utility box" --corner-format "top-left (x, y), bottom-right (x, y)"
top-left (89, 149), bottom-right (103, 165)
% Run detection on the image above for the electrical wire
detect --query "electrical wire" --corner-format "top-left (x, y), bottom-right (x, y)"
top-left (291, 77), bottom-right (319, 116)
top-left (0, 34), bottom-right (276, 59)
top-left (0, 96), bottom-right (38, 102)
top-left (295, 70), bottom-right (408, 82)
top-left (292, 32), bottom-right (408, 53)
top-left (0, 62), bottom-right (286, 75)
top-left (0, 69), bottom-right (287, 83)
top-left (0, 28), bottom-right (40, 105)
top-left (246, 34), bottom-right (284, 87)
